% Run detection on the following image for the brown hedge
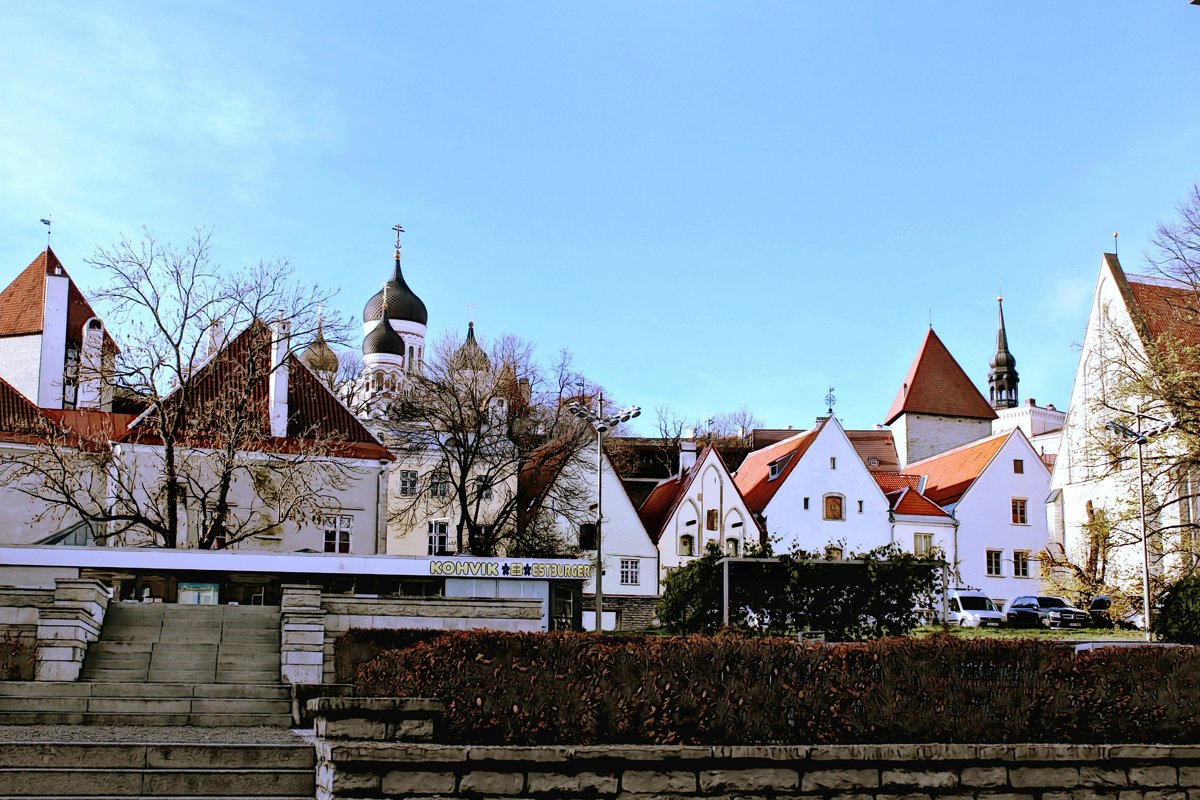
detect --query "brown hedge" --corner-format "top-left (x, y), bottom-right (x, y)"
top-left (352, 631), bottom-right (1200, 745)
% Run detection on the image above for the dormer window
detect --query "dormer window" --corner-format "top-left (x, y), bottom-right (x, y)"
top-left (768, 453), bottom-right (792, 480)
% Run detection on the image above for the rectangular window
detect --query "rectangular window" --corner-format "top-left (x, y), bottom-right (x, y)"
top-left (579, 523), bottom-right (597, 550)
top-left (322, 514), bottom-right (353, 554)
top-left (825, 546), bottom-right (844, 560)
top-left (1014, 550), bottom-right (1030, 578)
top-left (857, 500), bottom-right (864, 513)
top-left (823, 495), bottom-right (844, 521)
top-left (706, 509), bottom-right (718, 531)
top-left (986, 549), bottom-right (1003, 576)
top-left (398, 470), bottom-right (418, 496)
top-left (726, 539), bottom-right (739, 557)
top-left (1013, 459), bottom-right (1024, 474)
top-left (914, 532), bottom-right (933, 557)
top-left (803, 497), bottom-right (810, 510)
top-left (475, 477), bottom-right (493, 500)
top-left (1011, 498), bottom-right (1028, 525)
top-left (830, 456), bottom-right (837, 470)
top-left (620, 558), bottom-right (639, 585)
top-left (427, 520), bottom-right (452, 555)
top-left (429, 472), bottom-right (449, 498)
top-left (679, 535), bottom-right (694, 557)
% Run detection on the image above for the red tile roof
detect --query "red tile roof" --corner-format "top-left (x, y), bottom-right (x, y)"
top-left (903, 431), bottom-right (1010, 506)
top-left (872, 471), bottom-right (921, 493)
top-left (122, 319), bottom-right (392, 460)
top-left (887, 487), bottom-right (951, 518)
top-left (0, 375), bottom-right (50, 437)
top-left (733, 420), bottom-right (825, 515)
top-left (885, 328), bottom-right (997, 425)
top-left (1123, 269), bottom-right (1200, 351)
top-left (846, 429), bottom-right (900, 471)
top-left (639, 445), bottom-right (763, 543)
top-left (0, 248), bottom-right (115, 350)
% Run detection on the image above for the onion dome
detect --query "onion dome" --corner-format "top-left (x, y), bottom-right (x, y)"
top-left (450, 322), bottom-right (490, 372)
top-left (363, 294), bottom-right (407, 357)
top-left (363, 252), bottom-right (427, 326)
top-left (302, 320), bottom-right (340, 374)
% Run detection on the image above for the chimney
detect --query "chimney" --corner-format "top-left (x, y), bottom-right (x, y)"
top-left (38, 267), bottom-right (71, 408)
top-left (208, 320), bottom-right (226, 357)
top-left (76, 318), bottom-right (105, 409)
top-left (269, 318), bottom-right (292, 437)
top-left (678, 440), bottom-right (698, 477)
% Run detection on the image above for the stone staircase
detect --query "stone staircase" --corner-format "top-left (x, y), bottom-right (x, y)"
top-left (0, 604), bottom-right (292, 726)
top-left (0, 741), bottom-right (315, 799)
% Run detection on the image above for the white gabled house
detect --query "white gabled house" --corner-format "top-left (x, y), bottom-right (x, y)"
top-left (733, 416), bottom-right (893, 556)
top-left (904, 428), bottom-right (1052, 608)
top-left (638, 442), bottom-right (760, 584)
top-left (1050, 252), bottom-right (1200, 592)
top-left (872, 471), bottom-right (957, 561)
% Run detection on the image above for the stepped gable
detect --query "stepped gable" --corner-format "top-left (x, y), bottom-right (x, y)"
top-left (0, 248), bottom-right (116, 350)
top-left (885, 328), bottom-right (997, 425)
top-left (903, 431), bottom-right (1010, 506)
top-left (733, 420), bottom-right (825, 514)
top-left (122, 319), bottom-right (392, 460)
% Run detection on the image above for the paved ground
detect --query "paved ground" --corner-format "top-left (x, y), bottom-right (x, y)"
top-left (0, 724), bottom-right (310, 744)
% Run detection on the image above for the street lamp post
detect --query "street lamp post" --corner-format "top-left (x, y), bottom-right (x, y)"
top-left (1105, 413), bottom-right (1176, 642)
top-left (568, 391), bottom-right (640, 633)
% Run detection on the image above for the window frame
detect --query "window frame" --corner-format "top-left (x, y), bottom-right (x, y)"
top-left (1013, 549), bottom-right (1031, 578)
top-left (398, 470), bottom-right (419, 496)
top-left (429, 472), bottom-right (450, 498)
top-left (679, 534), bottom-right (695, 557)
top-left (986, 548), bottom-right (1003, 576)
top-left (322, 513), bottom-right (353, 554)
top-left (914, 532), bottom-right (933, 558)
top-left (1013, 459), bottom-right (1024, 474)
top-left (1011, 497), bottom-right (1028, 525)
top-left (620, 558), bottom-right (639, 586)
top-left (823, 493), bottom-right (845, 521)
top-left (427, 519), bottom-right (452, 555)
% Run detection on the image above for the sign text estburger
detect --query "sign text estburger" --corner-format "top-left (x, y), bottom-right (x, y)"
top-left (428, 560), bottom-right (592, 580)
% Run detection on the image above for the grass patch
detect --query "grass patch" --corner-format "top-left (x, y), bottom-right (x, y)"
top-left (913, 624), bottom-right (1147, 641)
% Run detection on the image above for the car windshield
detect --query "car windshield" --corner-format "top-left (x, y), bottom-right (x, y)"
top-left (1037, 597), bottom-right (1070, 608)
top-left (959, 596), bottom-right (997, 611)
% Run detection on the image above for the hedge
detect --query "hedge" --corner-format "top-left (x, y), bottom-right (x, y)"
top-left (353, 631), bottom-right (1200, 745)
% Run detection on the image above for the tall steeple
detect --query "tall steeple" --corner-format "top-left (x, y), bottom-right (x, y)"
top-left (987, 295), bottom-right (1019, 409)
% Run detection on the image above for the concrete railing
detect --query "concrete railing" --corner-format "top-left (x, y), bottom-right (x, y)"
top-left (309, 697), bottom-right (1200, 800)
top-left (34, 578), bottom-right (109, 681)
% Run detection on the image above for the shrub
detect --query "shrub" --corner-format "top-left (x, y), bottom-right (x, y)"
top-left (1153, 574), bottom-right (1200, 644)
top-left (657, 542), bottom-right (942, 638)
top-left (334, 628), bottom-right (449, 683)
top-left (352, 630), bottom-right (1200, 745)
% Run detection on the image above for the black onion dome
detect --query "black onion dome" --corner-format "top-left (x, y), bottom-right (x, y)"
top-left (364, 254), bottom-right (428, 326)
top-left (302, 322), bottom-right (340, 373)
top-left (451, 322), bottom-right (490, 372)
top-left (363, 318), bottom-right (406, 357)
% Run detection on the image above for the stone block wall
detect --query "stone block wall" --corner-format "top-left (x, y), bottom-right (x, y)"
top-left (314, 738), bottom-right (1200, 800)
top-left (597, 595), bottom-right (658, 631)
top-left (34, 578), bottom-right (109, 681)
top-left (0, 588), bottom-right (53, 680)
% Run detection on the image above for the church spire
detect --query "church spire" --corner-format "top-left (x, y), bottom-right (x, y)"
top-left (987, 295), bottom-right (1019, 409)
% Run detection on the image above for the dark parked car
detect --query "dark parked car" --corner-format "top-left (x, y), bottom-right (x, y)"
top-left (1088, 595), bottom-right (1114, 628)
top-left (1004, 595), bottom-right (1089, 629)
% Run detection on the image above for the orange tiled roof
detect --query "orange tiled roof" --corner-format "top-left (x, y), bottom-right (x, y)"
top-left (1123, 271), bottom-right (1200, 350)
top-left (0, 375), bottom-right (50, 437)
top-left (903, 431), bottom-right (1010, 506)
top-left (847, 429), bottom-right (900, 471)
top-left (885, 328), bottom-right (997, 425)
top-left (872, 471), bottom-right (921, 493)
top-left (733, 420), bottom-right (825, 515)
top-left (122, 319), bottom-right (392, 460)
top-left (887, 487), bottom-right (951, 518)
top-left (640, 445), bottom-right (762, 543)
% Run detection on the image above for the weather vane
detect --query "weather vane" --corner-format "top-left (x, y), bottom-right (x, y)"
top-left (1113, 231), bottom-right (1119, 255)
top-left (392, 223), bottom-right (404, 254)
top-left (825, 386), bottom-right (836, 416)
top-left (40, 216), bottom-right (51, 249)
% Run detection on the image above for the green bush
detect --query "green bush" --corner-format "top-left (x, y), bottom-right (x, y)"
top-left (352, 630), bottom-right (1200, 745)
top-left (657, 543), bottom-right (942, 638)
top-left (1153, 574), bottom-right (1200, 644)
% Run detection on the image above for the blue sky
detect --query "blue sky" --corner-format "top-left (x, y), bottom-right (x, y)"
top-left (1, 3), bottom-right (1197, 434)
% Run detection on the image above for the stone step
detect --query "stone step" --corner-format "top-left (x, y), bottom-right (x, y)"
top-left (0, 767), bottom-right (313, 797)
top-left (0, 682), bottom-right (290, 700)
top-left (0, 711), bottom-right (295, 726)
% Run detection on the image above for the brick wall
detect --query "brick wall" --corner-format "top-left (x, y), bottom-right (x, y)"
top-left (316, 740), bottom-right (1200, 800)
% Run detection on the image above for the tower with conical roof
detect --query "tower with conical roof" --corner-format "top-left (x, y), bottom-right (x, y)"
top-left (987, 296), bottom-right (1019, 410)
top-left (885, 327), bottom-right (998, 467)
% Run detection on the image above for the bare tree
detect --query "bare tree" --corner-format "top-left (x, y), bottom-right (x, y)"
top-left (0, 230), bottom-right (362, 549)
top-left (382, 330), bottom-right (595, 556)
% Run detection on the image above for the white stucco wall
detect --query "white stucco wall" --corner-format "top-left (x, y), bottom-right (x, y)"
top-left (37, 272), bottom-right (69, 409)
top-left (762, 419), bottom-right (893, 555)
top-left (951, 432), bottom-right (1052, 609)
top-left (656, 449), bottom-right (756, 583)
top-left (0, 335), bottom-right (44, 406)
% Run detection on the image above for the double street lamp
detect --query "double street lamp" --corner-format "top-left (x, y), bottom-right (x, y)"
top-left (1105, 413), bottom-right (1177, 642)
top-left (568, 391), bottom-right (640, 633)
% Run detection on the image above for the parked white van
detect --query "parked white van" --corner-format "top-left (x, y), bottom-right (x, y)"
top-left (945, 589), bottom-right (1004, 628)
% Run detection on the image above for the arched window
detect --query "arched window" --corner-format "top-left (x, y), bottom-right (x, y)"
top-left (823, 494), bottom-right (845, 521)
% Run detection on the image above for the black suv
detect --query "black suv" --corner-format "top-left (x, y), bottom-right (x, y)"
top-left (1004, 596), bottom-right (1089, 629)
